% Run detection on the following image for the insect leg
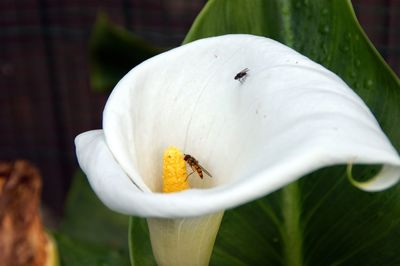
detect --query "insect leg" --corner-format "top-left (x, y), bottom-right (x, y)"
top-left (185, 170), bottom-right (195, 181)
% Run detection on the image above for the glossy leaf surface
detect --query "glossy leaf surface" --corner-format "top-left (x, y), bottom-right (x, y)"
top-left (57, 172), bottom-right (130, 266)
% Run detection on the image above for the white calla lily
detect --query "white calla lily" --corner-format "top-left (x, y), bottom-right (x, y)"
top-left (75, 34), bottom-right (400, 265)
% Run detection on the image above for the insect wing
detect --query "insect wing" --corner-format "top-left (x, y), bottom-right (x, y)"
top-left (199, 164), bottom-right (213, 178)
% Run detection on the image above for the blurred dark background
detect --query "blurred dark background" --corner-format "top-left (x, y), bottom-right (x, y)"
top-left (0, 0), bottom-right (398, 221)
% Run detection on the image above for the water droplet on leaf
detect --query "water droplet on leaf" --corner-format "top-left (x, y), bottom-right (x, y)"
top-left (340, 44), bottom-right (349, 53)
top-left (319, 25), bottom-right (330, 34)
top-left (365, 79), bottom-right (373, 88)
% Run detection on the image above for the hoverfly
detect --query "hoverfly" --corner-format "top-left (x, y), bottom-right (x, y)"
top-left (234, 68), bottom-right (249, 83)
top-left (183, 154), bottom-right (212, 179)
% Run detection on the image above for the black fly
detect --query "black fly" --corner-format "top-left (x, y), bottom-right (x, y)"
top-left (234, 68), bottom-right (249, 83)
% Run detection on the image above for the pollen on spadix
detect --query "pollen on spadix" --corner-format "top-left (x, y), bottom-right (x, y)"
top-left (162, 146), bottom-right (189, 193)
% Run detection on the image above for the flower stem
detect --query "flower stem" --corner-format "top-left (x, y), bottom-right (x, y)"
top-left (282, 182), bottom-right (303, 266)
top-left (147, 212), bottom-right (223, 266)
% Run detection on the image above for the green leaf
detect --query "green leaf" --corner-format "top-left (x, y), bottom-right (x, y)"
top-left (55, 233), bottom-right (128, 266)
top-left (129, 217), bottom-right (157, 266)
top-left (89, 13), bottom-right (165, 92)
top-left (58, 171), bottom-right (130, 266)
top-left (130, 0), bottom-right (400, 265)
top-left (211, 168), bottom-right (400, 265)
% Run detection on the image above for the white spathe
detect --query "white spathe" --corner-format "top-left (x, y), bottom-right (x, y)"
top-left (75, 34), bottom-right (400, 218)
